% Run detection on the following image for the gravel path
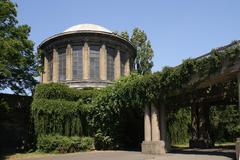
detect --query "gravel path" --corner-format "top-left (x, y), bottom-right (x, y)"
top-left (18, 149), bottom-right (235, 160)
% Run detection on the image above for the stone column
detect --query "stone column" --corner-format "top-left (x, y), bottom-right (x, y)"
top-left (83, 42), bottom-right (90, 80)
top-left (159, 104), bottom-right (170, 150)
top-left (114, 49), bottom-right (121, 80)
top-left (52, 49), bottom-right (59, 82)
top-left (42, 56), bottom-right (48, 83)
top-left (99, 44), bottom-right (107, 80)
top-left (236, 138), bottom-right (240, 160)
top-left (124, 56), bottom-right (130, 76)
top-left (151, 104), bottom-right (160, 141)
top-left (66, 44), bottom-right (73, 81)
top-left (144, 105), bottom-right (151, 142)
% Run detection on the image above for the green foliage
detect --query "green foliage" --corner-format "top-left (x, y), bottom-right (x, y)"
top-left (32, 83), bottom-right (95, 138)
top-left (167, 107), bottom-right (191, 145)
top-left (210, 105), bottom-right (240, 143)
top-left (116, 28), bottom-right (154, 74)
top-left (34, 83), bottom-right (98, 102)
top-left (37, 135), bottom-right (94, 153)
top-left (32, 99), bottom-right (83, 136)
top-left (0, 0), bottom-right (38, 94)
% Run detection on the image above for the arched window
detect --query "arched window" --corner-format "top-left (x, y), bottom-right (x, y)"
top-left (58, 48), bottom-right (66, 81)
top-left (72, 46), bottom-right (83, 80)
top-left (47, 52), bottom-right (53, 81)
top-left (107, 47), bottom-right (115, 80)
top-left (89, 46), bottom-right (100, 80)
top-left (121, 52), bottom-right (127, 76)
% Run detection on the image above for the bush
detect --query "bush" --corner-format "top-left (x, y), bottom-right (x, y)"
top-left (34, 83), bottom-right (98, 102)
top-left (32, 99), bottom-right (84, 136)
top-left (37, 135), bottom-right (94, 153)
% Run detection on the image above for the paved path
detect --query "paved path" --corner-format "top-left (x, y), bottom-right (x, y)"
top-left (18, 149), bottom-right (235, 160)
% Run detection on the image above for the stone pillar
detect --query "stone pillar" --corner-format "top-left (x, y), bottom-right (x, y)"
top-left (114, 49), bottom-right (121, 80)
top-left (236, 138), bottom-right (240, 160)
top-left (42, 56), bottom-right (48, 83)
top-left (83, 42), bottom-right (90, 80)
top-left (151, 104), bottom-right (160, 141)
top-left (52, 49), bottom-right (59, 82)
top-left (99, 44), bottom-right (107, 80)
top-left (124, 56), bottom-right (130, 76)
top-left (159, 104), bottom-right (170, 151)
top-left (144, 105), bottom-right (151, 142)
top-left (66, 44), bottom-right (73, 81)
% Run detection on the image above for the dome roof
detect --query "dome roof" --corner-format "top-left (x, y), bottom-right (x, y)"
top-left (64, 24), bottom-right (112, 33)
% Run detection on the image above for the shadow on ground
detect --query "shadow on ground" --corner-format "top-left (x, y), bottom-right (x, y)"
top-left (170, 145), bottom-right (235, 159)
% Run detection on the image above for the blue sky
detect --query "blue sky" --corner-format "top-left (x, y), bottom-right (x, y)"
top-left (14, 0), bottom-right (240, 71)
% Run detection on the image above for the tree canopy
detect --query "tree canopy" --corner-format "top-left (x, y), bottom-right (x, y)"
top-left (0, 0), bottom-right (38, 94)
top-left (115, 28), bottom-right (154, 75)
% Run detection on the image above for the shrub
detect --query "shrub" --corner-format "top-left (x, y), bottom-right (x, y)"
top-left (34, 83), bottom-right (98, 102)
top-left (37, 135), bottom-right (94, 153)
top-left (32, 99), bottom-right (84, 136)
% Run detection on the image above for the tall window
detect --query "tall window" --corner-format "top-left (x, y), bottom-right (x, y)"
top-left (121, 52), bottom-right (127, 76)
top-left (72, 46), bottom-right (83, 80)
top-left (89, 46), bottom-right (100, 80)
top-left (107, 47), bottom-right (115, 80)
top-left (47, 52), bottom-right (53, 81)
top-left (58, 48), bottom-right (66, 81)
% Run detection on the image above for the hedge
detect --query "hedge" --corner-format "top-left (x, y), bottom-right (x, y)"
top-left (31, 98), bottom-right (88, 136)
top-left (34, 83), bottom-right (98, 102)
top-left (37, 135), bottom-right (94, 153)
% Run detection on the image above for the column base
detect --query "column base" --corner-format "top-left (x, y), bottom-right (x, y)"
top-left (141, 141), bottom-right (166, 154)
top-left (189, 139), bottom-right (213, 148)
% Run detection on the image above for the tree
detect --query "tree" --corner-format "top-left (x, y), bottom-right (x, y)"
top-left (116, 28), bottom-right (154, 75)
top-left (130, 28), bottom-right (153, 75)
top-left (0, 0), bottom-right (38, 95)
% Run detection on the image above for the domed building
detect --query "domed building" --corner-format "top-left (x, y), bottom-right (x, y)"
top-left (39, 24), bottom-right (136, 88)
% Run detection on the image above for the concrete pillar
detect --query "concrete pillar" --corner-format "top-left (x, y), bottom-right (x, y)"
top-left (99, 44), bottom-right (107, 80)
top-left (144, 105), bottom-right (151, 142)
top-left (52, 48), bottom-right (58, 82)
top-left (236, 138), bottom-right (240, 160)
top-left (66, 44), bottom-right (73, 81)
top-left (159, 104), bottom-right (170, 150)
top-left (83, 42), bottom-right (90, 80)
top-left (142, 103), bottom-right (166, 154)
top-left (151, 104), bottom-right (160, 141)
top-left (124, 56), bottom-right (130, 76)
top-left (42, 56), bottom-right (48, 83)
top-left (114, 49), bottom-right (121, 80)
